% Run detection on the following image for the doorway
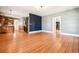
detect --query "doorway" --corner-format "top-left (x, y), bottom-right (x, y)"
top-left (14, 19), bottom-right (20, 31)
top-left (14, 19), bottom-right (24, 32)
top-left (56, 22), bottom-right (60, 33)
top-left (52, 16), bottom-right (61, 34)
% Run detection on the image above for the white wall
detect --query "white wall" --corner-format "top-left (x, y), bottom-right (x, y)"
top-left (42, 15), bottom-right (53, 32)
top-left (42, 8), bottom-right (79, 35)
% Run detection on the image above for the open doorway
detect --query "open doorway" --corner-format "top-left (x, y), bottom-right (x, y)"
top-left (14, 18), bottom-right (24, 32)
top-left (56, 22), bottom-right (60, 33)
top-left (52, 16), bottom-right (61, 34)
top-left (14, 17), bottom-right (29, 33)
top-left (14, 19), bottom-right (20, 31)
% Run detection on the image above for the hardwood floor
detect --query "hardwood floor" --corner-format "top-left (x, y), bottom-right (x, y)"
top-left (0, 31), bottom-right (79, 53)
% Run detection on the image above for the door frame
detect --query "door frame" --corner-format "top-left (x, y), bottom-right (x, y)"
top-left (52, 16), bottom-right (61, 34)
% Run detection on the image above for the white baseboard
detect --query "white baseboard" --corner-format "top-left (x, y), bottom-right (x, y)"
top-left (29, 30), bottom-right (42, 34)
top-left (61, 33), bottom-right (79, 37)
top-left (29, 30), bottom-right (79, 37)
top-left (29, 30), bottom-right (53, 34)
top-left (42, 30), bottom-right (53, 33)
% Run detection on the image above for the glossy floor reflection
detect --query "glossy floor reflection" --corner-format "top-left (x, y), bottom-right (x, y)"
top-left (0, 31), bottom-right (79, 53)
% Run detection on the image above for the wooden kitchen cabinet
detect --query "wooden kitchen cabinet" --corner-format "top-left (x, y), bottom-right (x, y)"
top-left (0, 15), bottom-right (14, 33)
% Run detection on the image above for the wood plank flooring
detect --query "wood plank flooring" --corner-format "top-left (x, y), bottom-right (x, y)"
top-left (0, 31), bottom-right (79, 53)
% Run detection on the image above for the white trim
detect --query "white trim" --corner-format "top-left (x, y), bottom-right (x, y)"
top-left (29, 30), bottom-right (42, 34)
top-left (61, 33), bottom-right (79, 37)
top-left (29, 30), bottom-right (53, 34)
top-left (28, 16), bottom-right (30, 33)
top-left (42, 30), bottom-right (53, 33)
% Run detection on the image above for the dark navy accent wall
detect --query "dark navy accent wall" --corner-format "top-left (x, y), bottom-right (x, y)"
top-left (29, 13), bottom-right (42, 31)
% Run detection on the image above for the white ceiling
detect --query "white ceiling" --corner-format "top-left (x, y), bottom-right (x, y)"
top-left (0, 6), bottom-right (78, 18)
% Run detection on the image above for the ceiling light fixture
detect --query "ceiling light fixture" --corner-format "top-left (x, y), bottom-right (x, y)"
top-left (9, 9), bottom-right (12, 15)
top-left (35, 6), bottom-right (47, 11)
top-left (40, 6), bottom-right (44, 8)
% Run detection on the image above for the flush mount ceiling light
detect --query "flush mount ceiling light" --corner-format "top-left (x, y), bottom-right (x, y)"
top-left (40, 6), bottom-right (45, 8)
top-left (35, 6), bottom-right (47, 11)
top-left (9, 9), bottom-right (12, 15)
